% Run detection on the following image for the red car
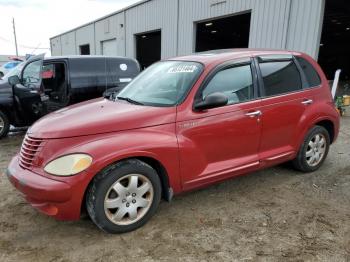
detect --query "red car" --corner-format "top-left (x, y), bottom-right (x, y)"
top-left (6, 49), bottom-right (339, 233)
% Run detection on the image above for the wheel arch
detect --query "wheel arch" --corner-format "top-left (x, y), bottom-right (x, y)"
top-left (81, 155), bottom-right (173, 217)
top-left (0, 104), bottom-right (13, 124)
top-left (294, 113), bottom-right (339, 156)
top-left (314, 119), bottom-right (335, 144)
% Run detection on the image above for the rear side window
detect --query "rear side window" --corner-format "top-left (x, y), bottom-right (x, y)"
top-left (202, 64), bottom-right (254, 105)
top-left (259, 61), bottom-right (302, 97)
top-left (296, 57), bottom-right (321, 88)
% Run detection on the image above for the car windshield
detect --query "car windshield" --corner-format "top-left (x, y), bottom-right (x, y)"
top-left (116, 61), bottom-right (203, 106)
top-left (2, 62), bottom-right (25, 80)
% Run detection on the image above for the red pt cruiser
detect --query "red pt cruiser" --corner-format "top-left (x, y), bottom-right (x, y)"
top-left (7, 49), bottom-right (340, 233)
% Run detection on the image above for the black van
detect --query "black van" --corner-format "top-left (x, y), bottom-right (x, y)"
top-left (0, 54), bottom-right (140, 138)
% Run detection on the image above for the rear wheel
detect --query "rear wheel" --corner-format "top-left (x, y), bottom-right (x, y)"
top-left (86, 159), bottom-right (162, 233)
top-left (292, 126), bottom-right (330, 172)
top-left (0, 110), bottom-right (10, 139)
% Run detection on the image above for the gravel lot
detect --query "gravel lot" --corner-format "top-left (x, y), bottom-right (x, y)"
top-left (0, 116), bottom-right (349, 262)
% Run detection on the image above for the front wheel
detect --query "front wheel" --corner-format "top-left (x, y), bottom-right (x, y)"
top-left (86, 159), bottom-right (162, 233)
top-left (292, 126), bottom-right (330, 172)
top-left (0, 110), bottom-right (10, 139)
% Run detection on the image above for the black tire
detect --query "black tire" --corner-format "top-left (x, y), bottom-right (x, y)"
top-left (0, 110), bottom-right (10, 139)
top-left (86, 159), bottom-right (162, 233)
top-left (292, 126), bottom-right (330, 173)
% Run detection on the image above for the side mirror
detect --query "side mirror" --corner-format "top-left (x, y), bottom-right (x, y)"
top-left (8, 75), bottom-right (20, 86)
top-left (194, 92), bottom-right (228, 111)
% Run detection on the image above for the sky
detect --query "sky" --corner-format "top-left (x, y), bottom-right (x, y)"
top-left (0, 0), bottom-right (139, 56)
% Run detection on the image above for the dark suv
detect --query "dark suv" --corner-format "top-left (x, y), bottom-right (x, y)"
top-left (0, 55), bottom-right (140, 138)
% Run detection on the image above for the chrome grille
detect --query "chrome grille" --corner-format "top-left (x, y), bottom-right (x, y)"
top-left (19, 135), bottom-right (44, 169)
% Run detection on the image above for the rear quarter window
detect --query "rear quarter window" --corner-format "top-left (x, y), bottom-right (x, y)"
top-left (296, 56), bottom-right (321, 88)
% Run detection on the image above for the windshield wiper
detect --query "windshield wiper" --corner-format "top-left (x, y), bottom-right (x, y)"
top-left (117, 96), bottom-right (144, 105)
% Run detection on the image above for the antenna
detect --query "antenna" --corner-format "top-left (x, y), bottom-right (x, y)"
top-left (12, 18), bottom-right (19, 56)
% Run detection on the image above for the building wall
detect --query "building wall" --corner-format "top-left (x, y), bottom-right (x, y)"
top-left (177, 0), bottom-right (292, 55)
top-left (50, 0), bottom-right (325, 60)
top-left (95, 13), bottom-right (126, 56)
top-left (125, 0), bottom-right (178, 59)
top-left (286, 0), bottom-right (325, 58)
top-left (61, 31), bottom-right (76, 55)
top-left (75, 24), bottom-right (95, 54)
top-left (50, 36), bottom-right (61, 56)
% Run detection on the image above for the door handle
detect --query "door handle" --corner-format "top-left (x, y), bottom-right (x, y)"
top-left (302, 99), bottom-right (313, 105)
top-left (245, 110), bottom-right (262, 118)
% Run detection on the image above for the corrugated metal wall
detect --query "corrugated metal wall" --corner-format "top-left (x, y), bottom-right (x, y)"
top-left (286, 0), bottom-right (325, 58)
top-left (95, 13), bottom-right (126, 56)
top-left (177, 0), bottom-right (292, 55)
top-left (60, 31), bottom-right (75, 55)
top-left (125, 0), bottom-right (178, 59)
top-left (75, 24), bottom-right (95, 54)
top-left (50, 0), bottom-right (325, 60)
top-left (50, 37), bottom-right (61, 56)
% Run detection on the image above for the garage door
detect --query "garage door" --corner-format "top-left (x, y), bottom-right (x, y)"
top-left (195, 13), bottom-right (251, 52)
top-left (136, 30), bottom-right (161, 69)
top-left (101, 39), bottom-right (117, 56)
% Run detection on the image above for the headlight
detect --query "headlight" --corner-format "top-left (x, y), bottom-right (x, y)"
top-left (44, 154), bottom-right (92, 176)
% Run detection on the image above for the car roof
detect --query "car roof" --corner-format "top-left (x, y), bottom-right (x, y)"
top-left (44, 55), bottom-right (137, 62)
top-left (170, 48), bottom-right (298, 65)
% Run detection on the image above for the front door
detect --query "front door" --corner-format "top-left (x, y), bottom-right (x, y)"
top-left (13, 54), bottom-right (44, 124)
top-left (177, 60), bottom-right (262, 191)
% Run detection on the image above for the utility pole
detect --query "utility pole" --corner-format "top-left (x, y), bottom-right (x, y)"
top-left (12, 18), bottom-right (18, 56)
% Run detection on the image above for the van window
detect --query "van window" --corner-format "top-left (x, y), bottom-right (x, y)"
top-left (259, 61), bottom-right (302, 97)
top-left (296, 57), bottom-right (321, 88)
top-left (202, 64), bottom-right (254, 105)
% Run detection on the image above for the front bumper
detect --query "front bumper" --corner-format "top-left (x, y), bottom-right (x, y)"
top-left (6, 155), bottom-right (84, 220)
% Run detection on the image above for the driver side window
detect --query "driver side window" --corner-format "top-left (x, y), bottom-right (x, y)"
top-left (22, 60), bottom-right (42, 88)
top-left (202, 64), bottom-right (254, 105)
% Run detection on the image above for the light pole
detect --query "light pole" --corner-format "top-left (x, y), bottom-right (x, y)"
top-left (12, 18), bottom-right (18, 56)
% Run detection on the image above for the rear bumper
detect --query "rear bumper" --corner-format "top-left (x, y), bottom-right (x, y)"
top-left (6, 155), bottom-right (83, 220)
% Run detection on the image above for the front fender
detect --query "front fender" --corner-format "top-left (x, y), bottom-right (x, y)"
top-left (39, 124), bottom-right (181, 195)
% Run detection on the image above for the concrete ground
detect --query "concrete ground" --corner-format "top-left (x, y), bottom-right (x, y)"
top-left (0, 116), bottom-right (349, 262)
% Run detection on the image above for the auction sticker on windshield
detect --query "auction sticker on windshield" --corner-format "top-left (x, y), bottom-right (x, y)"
top-left (167, 65), bottom-right (198, 73)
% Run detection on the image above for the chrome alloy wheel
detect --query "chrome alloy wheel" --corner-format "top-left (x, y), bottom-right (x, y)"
top-left (0, 115), bottom-right (4, 133)
top-left (306, 133), bottom-right (326, 167)
top-left (104, 174), bottom-right (154, 226)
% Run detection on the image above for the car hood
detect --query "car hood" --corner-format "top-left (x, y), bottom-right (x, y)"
top-left (0, 78), bottom-right (12, 93)
top-left (0, 78), bottom-right (10, 87)
top-left (28, 98), bottom-right (176, 139)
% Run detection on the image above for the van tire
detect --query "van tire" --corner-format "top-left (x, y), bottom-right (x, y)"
top-left (292, 126), bottom-right (330, 173)
top-left (0, 110), bottom-right (10, 139)
top-left (86, 159), bottom-right (162, 234)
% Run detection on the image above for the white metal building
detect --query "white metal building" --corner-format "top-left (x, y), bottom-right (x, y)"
top-left (50, 0), bottom-right (350, 79)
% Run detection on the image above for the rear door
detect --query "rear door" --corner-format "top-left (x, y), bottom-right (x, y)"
top-left (255, 55), bottom-right (314, 164)
top-left (13, 54), bottom-right (45, 123)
